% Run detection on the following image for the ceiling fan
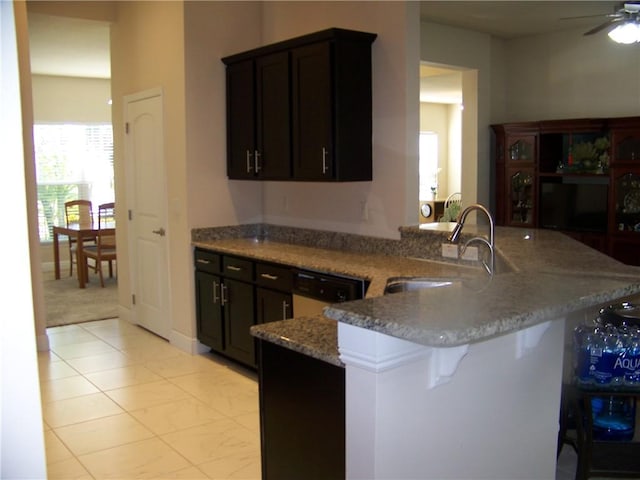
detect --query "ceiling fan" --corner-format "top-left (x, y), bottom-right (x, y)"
top-left (562, 2), bottom-right (640, 42)
top-left (579, 2), bottom-right (640, 36)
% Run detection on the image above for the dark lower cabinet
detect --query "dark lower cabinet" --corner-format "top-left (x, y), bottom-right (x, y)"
top-left (256, 287), bottom-right (292, 324)
top-left (195, 270), bottom-right (224, 351)
top-left (195, 250), bottom-right (298, 368)
top-left (194, 249), bottom-right (258, 367)
top-left (222, 278), bottom-right (256, 366)
top-left (258, 340), bottom-right (345, 480)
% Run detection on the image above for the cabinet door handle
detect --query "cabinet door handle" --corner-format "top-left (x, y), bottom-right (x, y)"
top-left (246, 150), bottom-right (254, 173)
top-left (282, 300), bottom-right (290, 320)
top-left (255, 150), bottom-right (262, 173)
top-left (260, 273), bottom-right (278, 281)
top-left (220, 283), bottom-right (228, 306)
top-left (226, 265), bottom-right (242, 272)
top-left (212, 280), bottom-right (220, 304)
top-left (322, 147), bottom-right (329, 174)
top-left (196, 259), bottom-right (210, 265)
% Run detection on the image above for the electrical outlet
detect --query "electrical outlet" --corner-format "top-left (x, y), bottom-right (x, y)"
top-left (361, 200), bottom-right (369, 221)
top-left (441, 243), bottom-right (459, 259)
top-left (461, 246), bottom-right (479, 261)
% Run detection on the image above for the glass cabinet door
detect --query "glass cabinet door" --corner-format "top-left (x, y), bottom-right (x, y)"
top-left (507, 168), bottom-right (535, 226)
top-left (506, 135), bottom-right (536, 163)
top-left (613, 171), bottom-right (640, 232)
top-left (612, 130), bottom-right (640, 163)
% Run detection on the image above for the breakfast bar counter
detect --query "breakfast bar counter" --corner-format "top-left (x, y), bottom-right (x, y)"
top-left (194, 224), bottom-right (640, 360)
top-left (193, 223), bottom-right (640, 479)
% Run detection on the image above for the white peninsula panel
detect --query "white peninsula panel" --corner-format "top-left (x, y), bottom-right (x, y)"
top-left (339, 319), bottom-right (565, 480)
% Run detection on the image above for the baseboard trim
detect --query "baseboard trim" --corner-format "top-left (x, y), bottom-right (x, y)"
top-left (170, 329), bottom-right (209, 355)
top-left (117, 305), bottom-right (131, 324)
top-left (36, 333), bottom-right (50, 352)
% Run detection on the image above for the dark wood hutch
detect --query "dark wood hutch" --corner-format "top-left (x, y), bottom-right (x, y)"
top-left (492, 117), bottom-right (640, 266)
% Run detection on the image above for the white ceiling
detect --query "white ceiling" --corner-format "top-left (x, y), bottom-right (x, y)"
top-left (28, 13), bottom-right (110, 79)
top-left (420, 1), bottom-right (621, 39)
top-left (419, 1), bottom-right (621, 103)
top-left (27, 1), bottom-right (622, 88)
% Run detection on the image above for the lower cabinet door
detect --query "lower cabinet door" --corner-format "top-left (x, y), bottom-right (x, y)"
top-left (257, 288), bottom-right (292, 324)
top-left (223, 278), bottom-right (256, 366)
top-left (258, 340), bottom-right (345, 480)
top-left (195, 271), bottom-right (224, 351)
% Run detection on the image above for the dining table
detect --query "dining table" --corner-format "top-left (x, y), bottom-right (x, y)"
top-left (52, 224), bottom-right (114, 289)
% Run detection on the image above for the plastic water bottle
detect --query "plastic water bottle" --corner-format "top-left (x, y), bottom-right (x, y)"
top-left (624, 328), bottom-right (640, 386)
top-left (604, 324), bottom-right (625, 387)
top-left (591, 395), bottom-right (636, 441)
top-left (590, 326), bottom-right (610, 386)
top-left (574, 324), bottom-right (594, 386)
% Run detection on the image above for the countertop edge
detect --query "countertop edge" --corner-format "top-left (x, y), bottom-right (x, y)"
top-left (193, 224), bottom-right (640, 364)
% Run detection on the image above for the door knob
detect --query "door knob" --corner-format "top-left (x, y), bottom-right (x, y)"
top-left (152, 227), bottom-right (166, 236)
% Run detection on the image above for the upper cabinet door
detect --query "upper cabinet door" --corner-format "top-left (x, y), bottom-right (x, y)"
top-left (611, 129), bottom-right (640, 164)
top-left (226, 60), bottom-right (256, 179)
top-left (291, 42), bottom-right (333, 180)
top-left (223, 28), bottom-right (376, 182)
top-left (256, 52), bottom-right (291, 179)
top-left (506, 134), bottom-right (536, 164)
top-left (226, 53), bottom-right (291, 180)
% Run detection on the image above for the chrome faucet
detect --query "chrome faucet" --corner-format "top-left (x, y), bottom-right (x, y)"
top-left (448, 203), bottom-right (496, 277)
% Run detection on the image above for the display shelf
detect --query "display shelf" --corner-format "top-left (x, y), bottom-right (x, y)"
top-left (572, 388), bottom-right (640, 479)
top-left (539, 131), bottom-right (610, 175)
top-left (492, 116), bottom-right (640, 265)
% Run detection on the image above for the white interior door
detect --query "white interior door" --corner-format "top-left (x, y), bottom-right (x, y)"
top-left (124, 89), bottom-right (171, 339)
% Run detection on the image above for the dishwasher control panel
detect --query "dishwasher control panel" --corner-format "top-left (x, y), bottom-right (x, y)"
top-left (292, 269), bottom-right (367, 303)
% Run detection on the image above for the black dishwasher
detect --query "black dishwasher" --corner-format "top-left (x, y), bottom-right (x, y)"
top-left (291, 268), bottom-right (367, 317)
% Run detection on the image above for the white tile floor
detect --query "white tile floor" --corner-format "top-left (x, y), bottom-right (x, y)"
top-left (39, 319), bottom-right (261, 479)
top-left (40, 318), bottom-right (583, 479)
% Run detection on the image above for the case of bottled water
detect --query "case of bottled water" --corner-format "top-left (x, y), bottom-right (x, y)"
top-left (573, 302), bottom-right (640, 441)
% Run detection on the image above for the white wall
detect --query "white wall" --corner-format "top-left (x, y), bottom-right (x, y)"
top-left (1, 1), bottom-right (47, 477)
top-left (420, 102), bottom-right (449, 199)
top-left (260, 1), bottom-right (421, 237)
top-left (447, 103), bottom-right (462, 196)
top-left (502, 26), bottom-right (640, 122)
top-left (420, 21), bottom-right (492, 208)
top-left (31, 74), bottom-right (111, 123)
top-left (184, 0), bottom-right (263, 232)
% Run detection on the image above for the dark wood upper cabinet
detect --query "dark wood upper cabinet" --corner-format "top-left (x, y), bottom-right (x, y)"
top-left (291, 42), bottom-right (333, 180)
top-left (226, 59), bottom-right (256, 179)
top-left (222, 28), bottom-right (377, 182)
top-left (225, 53), bottom-right (290, 180)
top-left (256, 52), bottom-right (291, 179)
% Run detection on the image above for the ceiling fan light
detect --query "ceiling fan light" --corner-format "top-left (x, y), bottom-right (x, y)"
top-left (608, 22), bottom-right (640, 44)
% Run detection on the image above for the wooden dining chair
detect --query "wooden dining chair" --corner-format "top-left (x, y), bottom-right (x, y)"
top-left (97, 202), bottom-right (115, 228)
top-left (82, 228), bottom-right (116, 287)
top-left (64, 199), bottom-right (95, 277)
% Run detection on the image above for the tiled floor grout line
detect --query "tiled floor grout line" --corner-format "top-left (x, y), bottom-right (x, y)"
top-left (41, 319), bottom-right (262, 479)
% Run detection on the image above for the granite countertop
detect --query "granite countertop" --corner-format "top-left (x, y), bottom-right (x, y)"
top-left (192, 223), bottom-right (640, 366)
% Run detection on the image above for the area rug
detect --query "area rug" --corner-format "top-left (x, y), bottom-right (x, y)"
top-left (43, 272), bottom-right (118, 327)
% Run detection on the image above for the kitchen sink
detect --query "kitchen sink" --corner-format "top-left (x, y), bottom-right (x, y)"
top-left (383, 276), bottom-right (463, 295)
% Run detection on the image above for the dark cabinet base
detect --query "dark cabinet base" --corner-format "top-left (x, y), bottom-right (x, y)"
top-left (258, 340), bottom-right (345, 480)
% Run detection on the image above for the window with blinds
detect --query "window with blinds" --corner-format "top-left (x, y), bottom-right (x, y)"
top-left (34, 124), bottom-right (114, 242)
